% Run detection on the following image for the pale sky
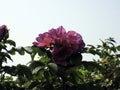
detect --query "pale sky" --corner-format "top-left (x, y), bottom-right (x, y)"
top-left (0, 0), bottom-right (120, 65)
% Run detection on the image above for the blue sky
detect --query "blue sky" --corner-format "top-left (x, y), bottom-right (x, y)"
top-left (0, 0), bottom-right (120, 65)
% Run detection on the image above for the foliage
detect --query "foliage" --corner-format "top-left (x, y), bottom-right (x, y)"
top-left (0, 25), bottom-right (120, 90)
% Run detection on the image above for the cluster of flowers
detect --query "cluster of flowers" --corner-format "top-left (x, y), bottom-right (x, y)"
top-left (0, 25), bottom-right (7, 41)
top-left (33, 26), bottom-right (85, 66)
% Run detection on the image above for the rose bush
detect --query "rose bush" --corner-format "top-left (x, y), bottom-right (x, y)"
top-left (0, 25), bottom-right (120, 90)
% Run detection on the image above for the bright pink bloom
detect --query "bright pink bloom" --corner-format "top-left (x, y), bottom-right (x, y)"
top-left (33, 26), bottom-right (85, 66)
top-left (33, 32), bottom-right (53, 48)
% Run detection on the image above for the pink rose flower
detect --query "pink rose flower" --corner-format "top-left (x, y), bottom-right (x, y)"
top-left (33, 26), bottom-right (85, 66)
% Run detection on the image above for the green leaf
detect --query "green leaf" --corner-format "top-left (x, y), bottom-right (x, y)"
top-left (29, 61), bottom-right (45, 70)
top-left (70, 53), bottom-right (82, 65)
top-left (117, 45), bottom-right (120, 51)
top-left (0, 42), bottom-right (6, 49)
top-left (110, 46), bottom-right (117, 53)
top-left (8, 47), bottom-right (16, 55)
top-left (15, 47), bottom-right (25, 55)
top-left (24, 81), bottom-right (32, 88)
top-left (32, 46), bottom-right (46, 56)
top-left (44, 70), bottom-right (51, 81)
top-left (30, 46), bottom-right (41, 60)
top-left (3, 66), bottom-right (16, 76)
top-left (29, 61), bottom-right (44, 74)
top-left (71, 71), bottom-right (84, 84)
top-left (38, 49), bottom-right (46, 56)
top-left (87, 44), bottom-right (95, 49)
top-left (82, 61), bottom-right (104, 72)
top-left (17, 64), bottom-right (32, 80)
top-left (32, 66), bottom-right (44, 74)
top-left (1, 52), bottom-right (13, 61)
top-left (32, 46), bottom-right (40, 53)
top-left (106, 37), bottom-right (116, 43)
top-left (28, 81), bottom-right (39, 89)
top-left (6, 53), bottom-right (12, 61)
top-left (30, 53), bottom-right (36, 61)
top-left (24, 46), bottom-right (33, 54)
top-left (6, 39), bottom-right (16, 46)
top-left (87, 48), bottom-right (98, 55)
top-left (40, 56), bottom-right (51, 63)
top-left (114, 67), bottom-right (120, 80)
top-left (5, 76), bottom-right (13, 81)
top-left (48, 63), bottom-right (58, 73)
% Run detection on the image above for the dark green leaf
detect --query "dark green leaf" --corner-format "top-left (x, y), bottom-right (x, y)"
top-left (48, 63), bottom-right (58, 73)
top-left (110, 46), bottom-right (117, 53)
top-left (87, 49), bottom-right (98, 55)
top-left (24, 46), bottom-right (33, 54)
top-left (40, 56), bottom-right (51, 63)
top-left (15, 47), bottom-right (25, 55)
top-left (29, 61), bottom-right (44, 74)
top-left (117, 45), bottom-right (120, 51)
top-left (6, 53), bottom-right (12, 61)
top-left (70, 53), bottom-right (82, 65)
top-left (31, 53), bottom-right (36, 60)
top-left (28, 81), bottom-right (39, 89)
top-left (29, 61), bottom-right (44, 70)
top-left (44, 70), bottom-right (50, 81)
top-left (17, 64), bottom-right (32, 80)
top-left (8, 47), bottom-right (16, 55)
top-left (87, 44), bottom-right (95, 49)
top-left (106, 37), bottom-right (116, 43)
top-left (114, 67), bottom-right (120, 80)
top-left (0, 52), bottom-right (13, 61)
top-left (3, 66), bottom-right (16, 76)
top-left (30, 46), bottom-right (40, 60)
top-left (38, 49), bottom-right (46, 56)
top-left (0, 42), bottom-right (6, 49)
top-left (32, 46), bottom-right (40, 53)
top-left (6, 40), bottom-right (16, 46)
top-left (32, 66), bottom-right (43, 74)
top-left (71, 70), bottom-right (84, 84)
top-left (82, 61), bottom-right (104, 72)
